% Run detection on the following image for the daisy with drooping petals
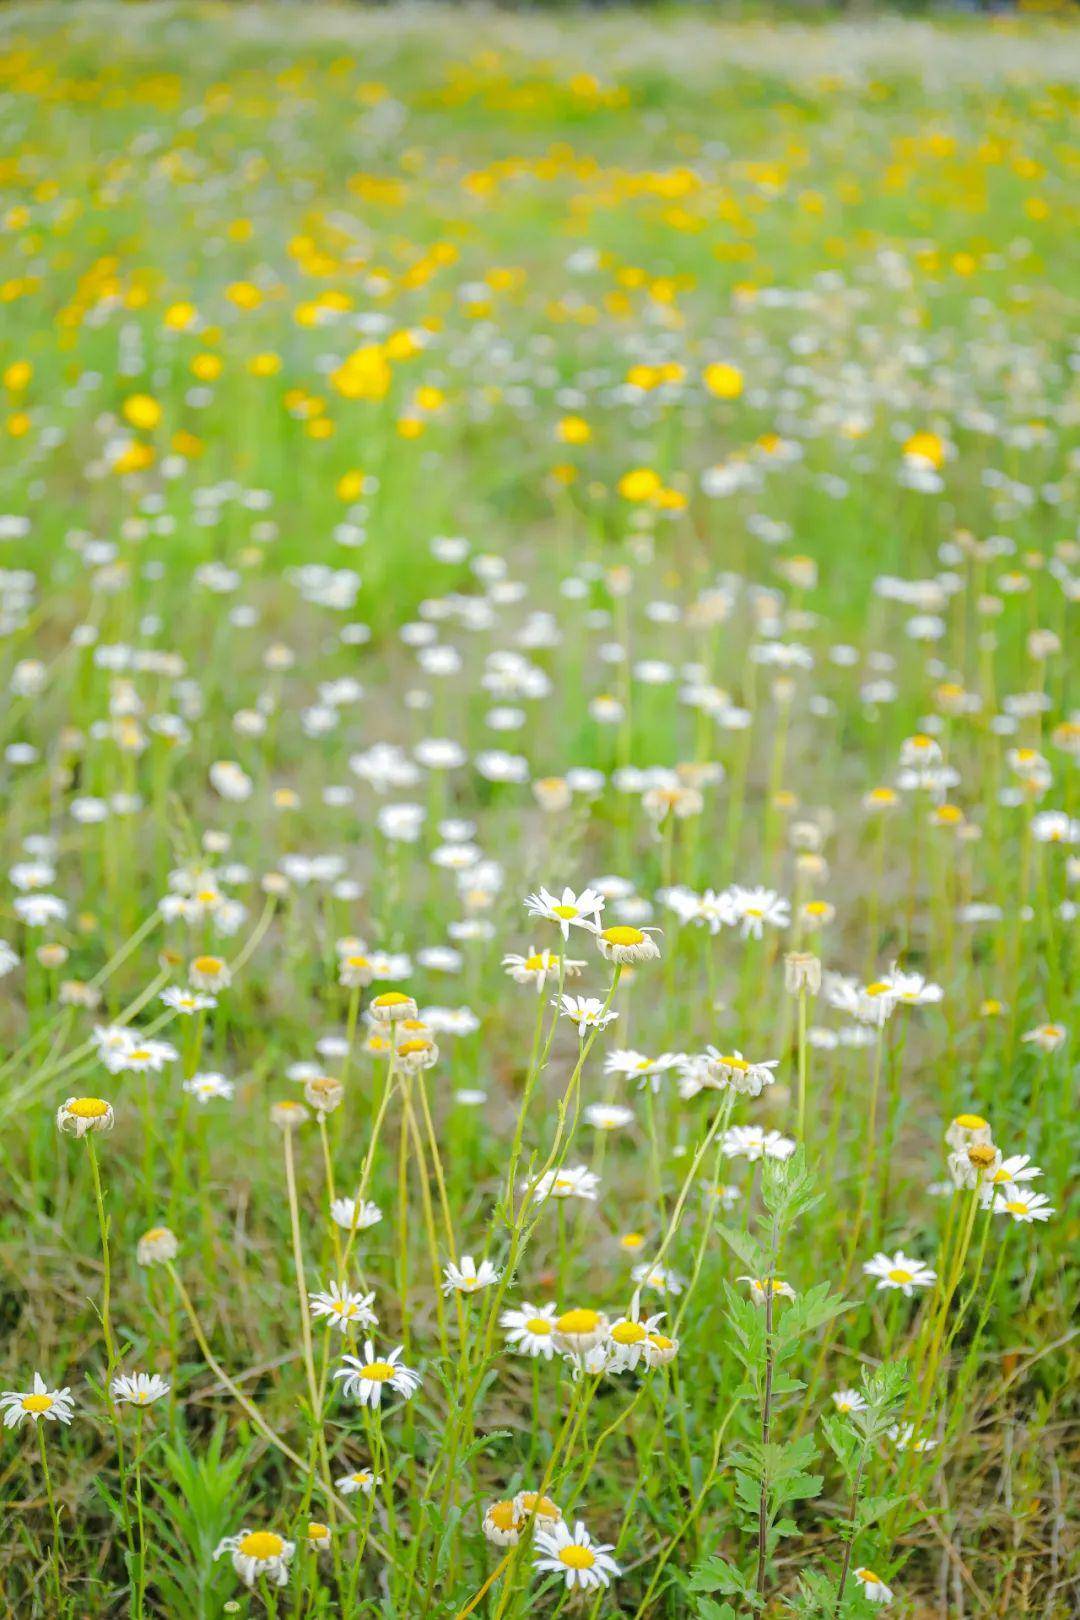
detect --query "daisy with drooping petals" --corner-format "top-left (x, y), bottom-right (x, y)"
top-left (334, 1341), bottom-right (420, 1408)
top-left (595, 924), bottom-right (661, 965)
top-left (214, 1529), bottom-right (295, 1588)
top-left (533, 1519), bottom-right (620, 1592)
top-left (524, 885), bottom-right (604, 940)
top-left (56, 1096), bottom-right (115, 1137)
top-left (483, 1499), bottom-right (522, 1546)
top-left (854, 1567), bottom-right (894, 1604)
top-left (862, 1251), bottom-right (936, 1296)
top-left (738, 1276), bottom-right (796, 1305)
top-left (330, 1196), bottom-right (382, 1233)
top-left (1, 1373), bottom-right (75, 1429)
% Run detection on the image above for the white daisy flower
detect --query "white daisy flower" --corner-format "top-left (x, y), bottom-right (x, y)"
top-left (501, 1302), bottom-right (559, 1358)
top-left (525, 1165), bottom-right (599, 1202)
top-left (329, 1196), bottom-right (383, 1233)
top-left (110, 1372), bottom-right (170, 1407)
top-left (309, 1283), bottom-right (378, 1333)
top-left (862, 1251), bottom-right (937, 1296)
top-left (334, 1341), bottom-right (420, 1408)
top-left (992, 1187), bottom-right (1055, 1223)
top-left (555, 994), bottom-right (618, 1037)
top-left (337, 1467), bottom-right (379, 1496)
top-left (442, 1254), bottom-right (500, 1295)
top-left (533, 1519), bottom-right (620, 1592)
top-left (0, 1373), bottom-right (76, 1429)
top-left (524, 885), bottom-right (605, 939)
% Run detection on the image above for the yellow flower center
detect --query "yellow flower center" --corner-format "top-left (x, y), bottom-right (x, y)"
top-left (556, 1308), bottom-right (600, 1335)
top-left (67, 1097), bottom-right (109, 1118)
top-left (524, 953), bottom-right (546, 971)
top-left (856, 1569), bottom-right (882, 1586)
top-left (864, 981), bottom-right (890, 996)
top-left (1005, 1200), bottom-right (1027, 1215)
top-left (620, 1232), bottom-right (645, 1248)
top-left (307, 1522), bottom-right (329, 1540)
top-left (238, 1531), bottom-right (284, 1561)
top-left (518, 1492), bottom-right (560, 1521)
top-left (192, 955), bottom-right (222, 974)
top-left (648, 1333), bottom-right (674, 1351)
top-left (559, 1546), bottom-right (596, 1570)
top-left (804, 901), bottom-right (829, 916)
top-left (551, 904), bottom-right (578, 919)
top-left (130, 1049), bottom-right (152, 1061)
top-left (610, 1321), bottom-right (646, 1345)
top-left (602, 925), bottom-right (644, 946)
top-left (346, 955), bottom-right (369, 969)
top-left (22, 1393), bottom-right (53, 1413)
top-left (720, 1055), bottom-right (748, 1071)
top-left (488, 1500), bottom-right (517, 1531)
top-left (144, 1226), bottom-right (167, 1242)
top-left (361, 1362), bottom-right (395, 1381)
top-left (887, 1268), bottom-right (912, 1284)
top-left (524, 1317), bottom-right (553, 1335)
top-left (954, 1113), bottom-right (988, 1130)
top-left (373, 992), bottom-right (409, 1007)
top-left (397, 1038), bottom-right (432, 1058)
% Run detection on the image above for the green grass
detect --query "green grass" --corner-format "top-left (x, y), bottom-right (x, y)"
top-left (0, 5), bottom-right (1076, 1617)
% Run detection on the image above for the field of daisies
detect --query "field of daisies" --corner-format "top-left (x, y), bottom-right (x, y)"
top-left (0, 3), bottom-right (1076, 1616)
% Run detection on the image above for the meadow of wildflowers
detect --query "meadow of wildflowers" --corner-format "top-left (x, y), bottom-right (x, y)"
top-left (0, 4), bottom-right (1076, 1615)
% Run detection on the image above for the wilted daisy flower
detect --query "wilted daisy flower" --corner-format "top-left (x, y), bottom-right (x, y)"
top-left (1, 1373), bottom-right (75, 1429)
top-left (110, 1372), bottom-right (170, 1407)
top-left (309, 1283), bottom-right (378, 1332)
top-left (330, 1197), bottom-right (383, 1233)
top-left (854, 1567), bottom-right (894, 1604)
top-left (304, 1075), bottom-right (345, 1115)
top-left (338, 951), bottom-right (375, 989)
top-left (533, 1520), bottom-right (620, 1592)
top-left (442, 1255), bottom-right (500, 1295)
top-left (526, 1165), bottom-right (599, 1202)
top-left (270, 1099), bottom-right (308, 1131)
top-left (501, 1302), bottom-right (559, 1358)
top-left (214, 1530), bottom-right (294, 1588)
top-left (334, 1341), bottom-right (420, 1408)
top-left (524, 884), bottom-right (604, 939)
top-left (337, 1466), bottom-right (379, 1496)
top-left (862, 1251), bottom-right (936, 1296)
top-left (56, 1096), bottom-right (115, 1137)
top-left (136, 1226), bottom-right (178, 1266)
top-left (993, 1188), bottom-right (1055, 1222)
top-left (945, 1113), bottom-right (993, 1152)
